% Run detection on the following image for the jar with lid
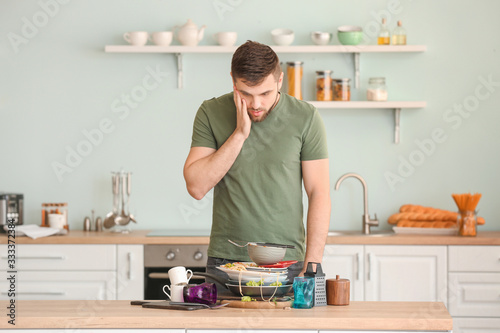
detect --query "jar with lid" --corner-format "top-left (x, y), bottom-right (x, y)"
top-left (315, 70), bottom-right (333, 101)
top-left (367, 77), bottom-right (388, 101)
top-left (286, 61), bottom-right (304, 100)
top-left (333, 78), bottom-right (351, 101)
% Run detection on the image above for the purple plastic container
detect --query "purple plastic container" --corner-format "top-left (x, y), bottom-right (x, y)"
top-left (183, 282), bottom-right (217, 305)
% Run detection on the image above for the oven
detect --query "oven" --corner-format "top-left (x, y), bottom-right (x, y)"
top-left (144, 244), bottom-right (208, 300)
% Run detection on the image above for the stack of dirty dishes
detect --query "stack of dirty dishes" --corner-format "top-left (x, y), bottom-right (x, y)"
top-left (163, 266), bottom-right (217, 305)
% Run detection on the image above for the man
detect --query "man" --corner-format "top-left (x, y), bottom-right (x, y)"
top-left (183, 41), bottom-right (330, 288)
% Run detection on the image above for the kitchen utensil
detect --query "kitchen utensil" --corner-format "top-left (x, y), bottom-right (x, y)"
top-left (115, 173), bottom-right (130, 226)
top-left (247, 243), bottom-right (286, 265)
top-left (227, 239), bottom-right (295, 249)
top-left (337, 25), bottom-right (363, 45)
top-left (304, 262), bottom-right (327, 306)
top-left (311, 31), bottom-right (332, 45)
top-left (292, 276), bottom-right (315, 309)
top-left (220, 299), bottom-right (292, 309)
top-left (163, 284), bottom-right (185, 302)
top-left (270, 28), bottom-right (294, 46)
top-left (0, 193), bottom-right (23, 231)
top-left (104, 173), bottom-right (119, 229)
top-left (168, 266), bottom-right (193, 285)
top-left (183, 282), bottom-right (217, 305)
top-left (326, 275), bottom-right (350, 306)
top-left (126, 172), bottom-right (136, 223)
top-left (139, 301), bottom-right (205, 311)
top-left (170, 301), bottom-right (229, 309)
top-left (173, 19), bottom-right (206, 46)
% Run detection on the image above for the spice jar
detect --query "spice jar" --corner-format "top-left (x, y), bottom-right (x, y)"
top-left (458, 210), bottom-right (477, 236)
top-left (367, 77), bottom-right (388, 101)
top-left (315, 70), bottom-right (333, 101)
top-left (333, 78), bottom-right (351, 101)
top-left (286, 61), bottom-right (304, 100)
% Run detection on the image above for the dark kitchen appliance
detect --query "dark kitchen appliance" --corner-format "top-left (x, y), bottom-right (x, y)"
top-left (144, 244), bottom-right (208, 300)
top-left (0, 193), bottom-right (23, 232)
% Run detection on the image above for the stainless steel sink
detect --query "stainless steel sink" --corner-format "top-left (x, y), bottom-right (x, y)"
top-left (327, 230), bottom-right (395, 237)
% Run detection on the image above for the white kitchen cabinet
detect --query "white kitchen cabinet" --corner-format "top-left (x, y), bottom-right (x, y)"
top-left (453, 317), bottom-right (500, 333)
top-left (448, 245), bottom-right (500, 328)
top-left (322, 245), bottom-right (364, 301)
top-left (0, 270), bottom-right (116, 300)
top-left (116, 244), bottom-right (144, 300)
top-left (364, 245), bottom-right (447, 304)
top-left (0, 244), bottom-right (117, 300)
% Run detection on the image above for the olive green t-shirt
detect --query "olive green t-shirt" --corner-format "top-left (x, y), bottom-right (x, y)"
top-left (191, 92), bottom-right (328, 261)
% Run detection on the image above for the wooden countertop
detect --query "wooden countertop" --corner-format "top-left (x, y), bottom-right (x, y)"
top-left (1, 300), bottom-right (452, 331)
top-left (1, 229), bottom-right (499, 245)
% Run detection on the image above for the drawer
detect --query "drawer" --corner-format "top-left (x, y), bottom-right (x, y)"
top-left (448, 272), bottom-right (500, 317)
top-left (0, 244), bottom-right (116, 271)
top-left (0, 271), bottom-right (117, 300)
top-left (449, 246), bottom-right (500, 272)
top-left (453, 317), bottom-right (500, 333)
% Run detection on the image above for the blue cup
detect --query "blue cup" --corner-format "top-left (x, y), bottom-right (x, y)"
top-left (292, 276), bottom-right (315, 309)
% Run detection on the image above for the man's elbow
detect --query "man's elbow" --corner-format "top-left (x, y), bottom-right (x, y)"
top-left (186, 184), bottom-right (207, 200)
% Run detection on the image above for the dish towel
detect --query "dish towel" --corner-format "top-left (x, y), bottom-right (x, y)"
top-left (3, 224), bottom-right (67, 239)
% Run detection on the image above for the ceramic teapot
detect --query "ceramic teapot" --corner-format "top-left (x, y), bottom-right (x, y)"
top-left (173, 19), bottom-right (206, 46)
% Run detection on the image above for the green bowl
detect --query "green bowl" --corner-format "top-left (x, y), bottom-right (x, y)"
top-left (337, 26), bottom-right (363, 45)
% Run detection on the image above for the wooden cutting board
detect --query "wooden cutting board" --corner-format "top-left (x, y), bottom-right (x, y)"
top-left (221, 299), bottom-right (292, 309)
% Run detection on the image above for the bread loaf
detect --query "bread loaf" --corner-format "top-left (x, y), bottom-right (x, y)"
top-left (389, 204), bottom-right (485, 226)
top-left (396, 220), bottom-right (457, 228)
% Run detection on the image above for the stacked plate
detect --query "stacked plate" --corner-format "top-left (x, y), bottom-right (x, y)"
top-left (216, 261), bottom-right (297, 296)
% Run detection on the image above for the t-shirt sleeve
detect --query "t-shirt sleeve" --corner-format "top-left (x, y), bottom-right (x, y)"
top-left (191, 105), bottom-right (217, 149)
top-left (300, 108), bottom-right (329, 161)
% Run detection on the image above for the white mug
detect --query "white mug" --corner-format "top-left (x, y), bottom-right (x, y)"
top-left (168, 266), bottom-right (193, 286)
top-left (150, 31), bottom-right (173, 46)
top-left (163, 284), bottom-right (184, 302)
top-left (213, 32), bottom-right (237, 46)
top-left (48, 214), bottom-right (66, 229)
top-left (123, 31), bottom-right (149, 46)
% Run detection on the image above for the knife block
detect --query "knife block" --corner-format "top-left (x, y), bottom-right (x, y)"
top-left (326, 275), bottom-right (350, 306)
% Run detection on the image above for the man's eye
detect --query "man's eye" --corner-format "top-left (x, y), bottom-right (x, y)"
top-left (262, 92), bottom-right (270, 96)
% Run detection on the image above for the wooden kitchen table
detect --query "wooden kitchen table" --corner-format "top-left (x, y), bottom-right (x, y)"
top-left (1, 300), bottom-right (452, 331)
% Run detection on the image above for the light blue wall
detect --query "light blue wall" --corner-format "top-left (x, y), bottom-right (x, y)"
top-left (1, 0), bottom-right (499, 232)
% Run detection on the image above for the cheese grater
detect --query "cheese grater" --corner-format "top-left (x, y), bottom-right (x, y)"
top-left (304, 262), bottom-right (326, 306)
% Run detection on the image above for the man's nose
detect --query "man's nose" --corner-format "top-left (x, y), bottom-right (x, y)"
top-left (249, 97), bottom-right (262, 110)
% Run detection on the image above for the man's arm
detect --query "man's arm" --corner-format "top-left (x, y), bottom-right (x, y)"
top-left (300, 158), bottom-right (331, 275)
top-left (183, 89), bottom-right (251, 200)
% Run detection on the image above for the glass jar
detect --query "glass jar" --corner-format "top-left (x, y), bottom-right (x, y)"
top-left (286, 61), bottom-right (304, 100)
top-left (458, 210), bottom-right (477, 236)
top-left (315, 70), bottom-right (333, 101)
top-left (367, 77), bottom-right (388, 101)
top-left (333, 78), bottom-right (351, 101)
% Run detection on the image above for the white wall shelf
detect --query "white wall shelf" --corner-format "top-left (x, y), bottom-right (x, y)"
top-left (104, 44), bottom-right (426, 89)
top-left (105, 44), bottom-right (426, 144)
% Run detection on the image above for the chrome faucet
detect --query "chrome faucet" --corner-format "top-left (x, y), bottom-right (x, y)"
top-left (335, 173), bottom-right (379, 235)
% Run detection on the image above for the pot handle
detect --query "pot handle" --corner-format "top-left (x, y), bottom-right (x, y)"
top-left (192, 271), bottom-right (229, 289)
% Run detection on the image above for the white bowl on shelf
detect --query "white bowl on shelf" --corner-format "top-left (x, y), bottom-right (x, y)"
top-left (271, 28), bottom-right (294, 46)
top-left (311, 31), bottom-right (332, 45)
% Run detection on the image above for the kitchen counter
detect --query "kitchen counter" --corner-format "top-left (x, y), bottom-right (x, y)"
top-left (1, 229), bottom-right (499, 245)
top-left (0, 300), bottom-right (452, 331)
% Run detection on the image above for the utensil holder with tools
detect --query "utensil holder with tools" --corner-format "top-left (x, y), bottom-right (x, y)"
top-left (304, 262), bottom-right (327, 306)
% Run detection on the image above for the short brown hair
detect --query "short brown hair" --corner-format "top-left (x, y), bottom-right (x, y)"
top-left (231, 40), bottom-right (281, 86)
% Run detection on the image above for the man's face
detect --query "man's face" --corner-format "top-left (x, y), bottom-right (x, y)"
top-left (233, 72), bottom-right (283, 122)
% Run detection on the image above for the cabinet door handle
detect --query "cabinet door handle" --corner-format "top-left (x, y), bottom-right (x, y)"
top-left (367, 253), bottom-right (373, 281)
top-left (1, 291), bottom-right (65, 295)
top-left (127, 252), bottom-right (134, 280)
top-left (355, 253), bottom-right (360, 280)
top-left (1, 256), bottom-right (65, 260)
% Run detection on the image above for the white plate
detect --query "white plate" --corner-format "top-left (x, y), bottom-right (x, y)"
top-left (392, 226), bottom-right (459, 235)
top-left (216, 266), bottom-right (288, 283)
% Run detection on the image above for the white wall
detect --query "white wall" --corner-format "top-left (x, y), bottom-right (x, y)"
top-left (1, 0), bottom-right (499, 232)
